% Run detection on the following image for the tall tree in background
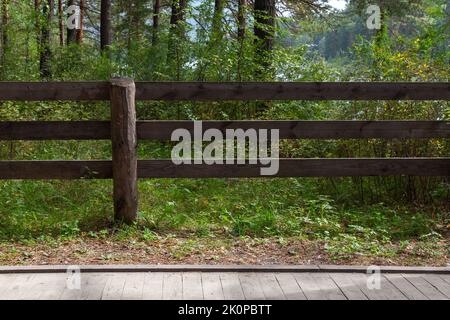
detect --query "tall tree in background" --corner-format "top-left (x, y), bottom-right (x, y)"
top-left (101, 0), bottom-right (112, 51)
top-left (167, 0), bottom-right (188, 79)
top-left (212, 0), bottom-right (225, 37)
top-left (0, 0), bottom-right (9, 79)
top-left (237, 0), bottom-right (246, 42)
top-left (39, 0), bottom-right (54, 79)
top-left (58, 0), bottom-right (64, 46)
top-left (254, 0), bottom-right (275, 80)
top-left (152, 0), bottom-right (160, 46)
top-left (76, 0), bottom-right (85, 45)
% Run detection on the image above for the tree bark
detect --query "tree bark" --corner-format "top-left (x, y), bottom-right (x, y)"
top-left (0, 0), bottom-right (9, 79)
top-left (76, 0), bottom-right (85, 45)
top-left (167, 0), bottom-right (188, 78)
top-left (152, 0), bottom-right (160, 46)
top-left (100, 0), bottom-right (112, 51)
top-left (254, 0), bottom-right (275, 80)
top-left (237, 0), bottom-right (246, 41)
top-left (40, 0), bottom-right (54, 79)
top-left (212, 0), bottom-right (224, 37)
top-left (58, 0), bottom-right (64, 46)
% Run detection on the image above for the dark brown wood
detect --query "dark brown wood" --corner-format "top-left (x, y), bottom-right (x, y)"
top-left (0, 82), bottom-right (448, 101)
top-left (137, 159), bottom-right (450, 178)
top-left (0, 159), bottom-right (447, 180)
top-left (110, 78), bottom-right (138, 223)
top-left (0, 161), bottom-right (112, 179)
top-left (135, 82), bottom-right (450, 101)
top-left (0, 121), bottom-right (111, 140)
top-left (136, 120), bottom-right (450, 140)
top-left (1, 120), bottom-right (448, 141)
top-left (0, 82), bottom-right (110, 101)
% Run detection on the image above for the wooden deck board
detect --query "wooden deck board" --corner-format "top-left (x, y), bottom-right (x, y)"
top-left (142, 272), bottom-right (163, 300)
top-left (182, 272), bottom-right (204, 300)
top-left (0, 271), bottom-right (448, 300)
top-left (220, 273), bottom-right (245, 300)
top-left (403, 274), bottom-right (448, 300)
top-left (202, 273), bottom-right (224, 300)
top-left (162, 272), bottom-right (183, 300)
top-left (275, 273), bottom-right (307, 300)
top-left (384, 274), bottom-right (428, 300)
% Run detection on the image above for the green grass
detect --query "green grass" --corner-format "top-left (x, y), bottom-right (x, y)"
top-left (0, 178), bottom-right (447, 259)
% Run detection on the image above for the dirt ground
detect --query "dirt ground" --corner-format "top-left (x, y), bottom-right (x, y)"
top-left (0, 236), bottom-right (448, 267)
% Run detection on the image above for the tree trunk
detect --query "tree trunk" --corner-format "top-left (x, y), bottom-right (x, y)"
top-left (40, 0), bottom-right (54, 79)
top-left (57, 0), bottom-right (64, 46)
top-left (67, 0), bottom-right (77, 44)
top-left (237, 0), bottom-right (246, 42)
top-left (152, 0), bottom-right (160, 46)
top-left (167, 0), bottom-right (188, 79)
top-left (254, 0), bottom-right (275, 80)
top-left (0, 0), bottom-right (9, 79)
top-left (212, 0), bottom-right (224, 37)
top-left (100, 0), bottom-right (112, 51)
top-left (76, 0), bottom-right (85, 45)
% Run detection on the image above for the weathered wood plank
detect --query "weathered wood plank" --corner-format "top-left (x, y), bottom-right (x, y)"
top-left (329, 273), bottom-right (368, 300)
top-left (275, 273), bottom-right (307, 300)
top-left (0, 158), bottom-right (448, 180)
top-left (137, 159), bottom-right (450, 178)
top-left (220, 273), bottom-right (245, 300)
top-left (0, 160), bottom-right (112, 179)
top-left (0, 121), bottom-right (111, 140)
top-left (384, 274), bottom-right (428, 300)
top-left (1, 121), bottom-right (448, 141)
top-left (102, 274), bottom-right (126, 300)
top-left (121, 273), bottom-right (145, 300)
top-left (162, 273), bottom-right (183, 300)
top-left (142, 272), bottom-right (164, 300)
top-left (308, 274), bottom-right (347, 300)
top-left (239, 273), bottom-right (266, 300)
top-left (182, 273), bottom-right (204, 300)
top-left (351, 273), bottom-right (407, 300)
top-left (0, 81), bottom-right (110, 101)
top-left (137, 120), bottom-right (450, 140)
top-left (293, 273), bottom-right (324, 300)
top-left (202, 273), bottom-right (224, 300)
top-left (111, 78), bottom-right (138, 223)
top-left (135, 82), bottom-right (450, 101)
top-left (37, 274), bottom-right (68, 300)
top-left (258, 273), bottom-right (286, 300)
top-left (423, 275), bottom-right (450, 298)
top-left (1, 82), bottom-right (448, 101)
top-left (403, 274), bottom-right (448, 300)
top-left (78, 274), bottom-right (109, 300)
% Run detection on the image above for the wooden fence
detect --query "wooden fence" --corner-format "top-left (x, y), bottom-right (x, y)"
top-left (0, 79), bottom-right (449, 222)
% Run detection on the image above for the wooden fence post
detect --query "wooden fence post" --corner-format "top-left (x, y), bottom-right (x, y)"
top-left (110, 78), bottom-right (138, 223)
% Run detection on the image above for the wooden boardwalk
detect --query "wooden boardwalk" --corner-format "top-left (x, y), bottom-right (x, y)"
top-left (0, 270), bottom-right (449, 300)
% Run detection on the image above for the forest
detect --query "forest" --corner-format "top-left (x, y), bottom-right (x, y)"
top-left (0, 0), bottom-right (448, 266)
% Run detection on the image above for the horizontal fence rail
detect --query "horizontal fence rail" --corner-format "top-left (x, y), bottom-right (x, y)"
top-left (0, 79), bottom-right (449, 222)
top-left (0, 159), bottom-right (448, 180)
top-left (0, 82), bottom-right (449, 101)
top-left (1, 121), bottom-right (449, 140)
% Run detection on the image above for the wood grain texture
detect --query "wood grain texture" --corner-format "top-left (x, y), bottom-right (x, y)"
top-left (0, 82), bottom-right (448, 101)
top-left (1, 121), bottom-right (448, 141)
top-left (0, 158), bottom-right (448, 179)
top-left (110, 78), bottom-right (138, 223)
top-left (135, 82), bottom-right (450, 101)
